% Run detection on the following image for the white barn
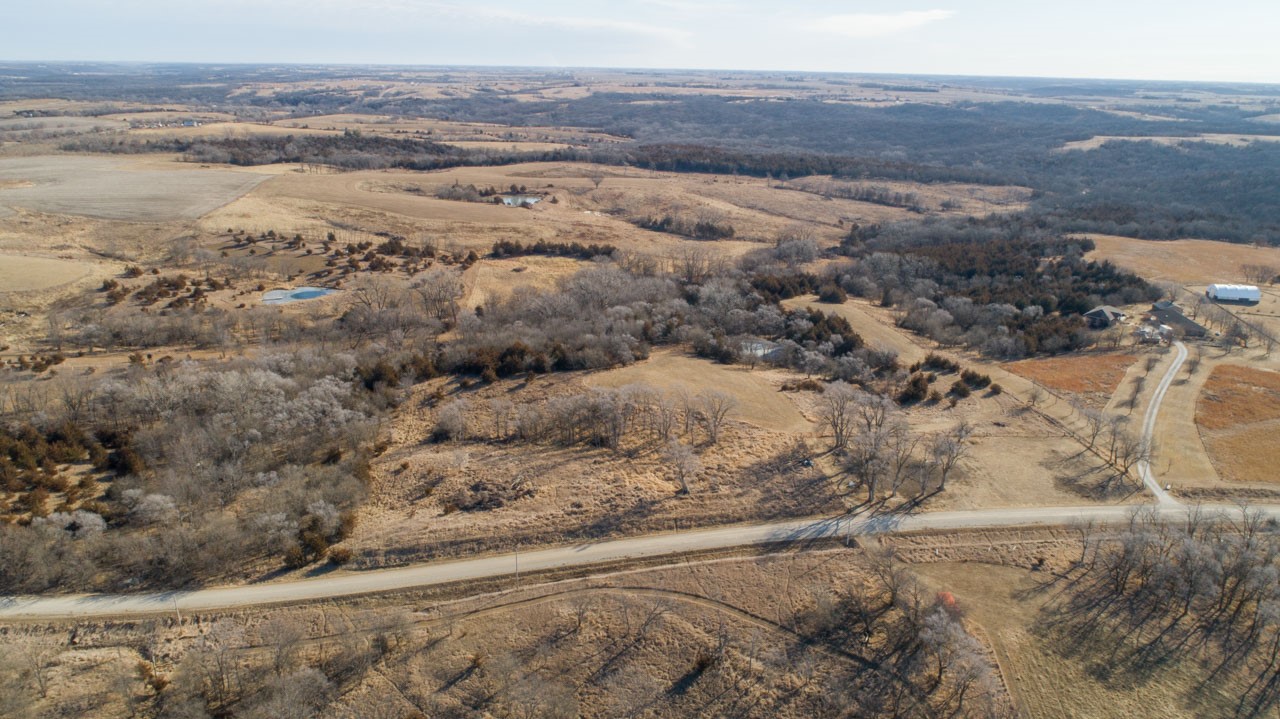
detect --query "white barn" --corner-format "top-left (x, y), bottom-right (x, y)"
top-left (1206, 284), bottom-right (1262, 302)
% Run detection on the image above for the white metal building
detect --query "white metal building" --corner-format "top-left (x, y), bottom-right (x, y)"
top-left (1206, 284), bottom-right (1262, 302)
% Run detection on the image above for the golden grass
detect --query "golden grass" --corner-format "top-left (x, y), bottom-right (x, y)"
top-left (1059, 134), bottom-right (1280, 151)
top-left (1200, 421), bottom-right (1280, 485)
top-left (1085, 234), bottom-right (1280, 284)
top-left (1005, 353), bottom-right (1138, 397)
top-left (0, 255), bottom-right (96, 292)
top-left (915, 562), bottom-right (1242, 719)
top-left (585, 349), bottom-right (812, 433)
top-left (462, 256), bottom-right (585, 311)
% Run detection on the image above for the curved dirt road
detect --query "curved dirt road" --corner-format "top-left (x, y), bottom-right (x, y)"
top-left (4, 502), bottom-right (1276, 620)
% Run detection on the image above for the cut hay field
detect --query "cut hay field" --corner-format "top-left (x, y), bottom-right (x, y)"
top-left (0, 254), bottom-right (96, 292)
top-left (0, 155), bottom-right (268, 221)
top-left (1085, 234), bottom-right (1280, 284)
top-left (128, 122), bottom-right (341, 139)
top-left (1196, 364), bottom-right (1280, 484)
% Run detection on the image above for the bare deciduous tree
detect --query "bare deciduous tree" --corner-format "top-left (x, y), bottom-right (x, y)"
top-left (411, 267), bottom-right (463, 324)
top-left (490, 398), bottom-right (514, 440)
top-left (666, 440), bottom-right (700, 494)
top-left (697, 391), bottom-right (737, 445)
top-left (820, 381), bottom-right (858, 450)
top-left (927, 424), bottom-right (971, 493)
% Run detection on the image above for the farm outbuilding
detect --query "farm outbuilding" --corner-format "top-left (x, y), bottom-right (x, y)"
top-left (1147, 302), bottom-right (1208, 339)
top-left (1206, 284), bottom-right (1261, 303)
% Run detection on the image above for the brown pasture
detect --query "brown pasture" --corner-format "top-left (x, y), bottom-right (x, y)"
top-left (1005, 353), bottom-right (1138, 399)
top-left (1195, 364), bottom-right (1280, 484)
top-left (1085, 234), bottom-right (1280, 284)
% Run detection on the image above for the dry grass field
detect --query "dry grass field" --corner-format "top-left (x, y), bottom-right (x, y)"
top-left (1196, 364), bottom-right (1280, 484)
top-left (1085, 234), bottom-right (1280, 284)
top-left (1058, 133), bottom-right (1280, 151)
top-left (461, 255), bottom-right (586, 311)
top-left (200, 161), bottom-right (935, 262)
top-left (782, 296), bottom-right (927, 363)
top-left (586, 350), bottom-right (813, 433)
top-left (0, 155), bottom-right (268, 222)
top-left (0, 546), bottom-right (1028, 719)
top-left (914, 562), bottom-right (1245, 719)
top-left (1006, 353), bottom-right (1138, 404)
top-left (0, 254), bottom-right (97, 292)
top-left (1196, 364), bottom-right (1280, 431)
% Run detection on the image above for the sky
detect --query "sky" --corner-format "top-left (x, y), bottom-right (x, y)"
top-left (6, 0), bottom-right (1280, 84)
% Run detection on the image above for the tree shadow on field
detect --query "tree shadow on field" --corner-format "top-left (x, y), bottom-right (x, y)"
top-left (1045, 449), bottom-right (1142, 501)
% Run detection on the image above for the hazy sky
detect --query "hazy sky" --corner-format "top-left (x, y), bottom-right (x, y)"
top-left (8, 0), bottom-right (1280, 83)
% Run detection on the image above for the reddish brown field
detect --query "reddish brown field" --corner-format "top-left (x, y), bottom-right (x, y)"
top-left (1196, 364), bottom-right (1280, 430)
top-left (1005, 353), bottom-right (1137, 398)
top-left (1196, 364), bottom-right (1280, 484)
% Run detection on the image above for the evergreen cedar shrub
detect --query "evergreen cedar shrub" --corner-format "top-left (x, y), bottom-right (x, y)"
top-left (749, 271), bottom-right (821, 302)
top-left (491, 239), bottom-right (617, 260)
top-left (818, 284), bottom-right (848, 304)
top-left (898, 373), bottom-right (930, 404)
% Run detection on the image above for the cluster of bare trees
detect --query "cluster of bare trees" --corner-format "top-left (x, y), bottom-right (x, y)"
top-left (1240, 263), bottom-right (1278, 285)
top-left (799, 549), bottom-right (1007, 718)
top-left (820, 382), bottom-right (971, 502)
top-left (0, 350), bottom-right (379, 593)
top-left (1074, 403), bottom-right (1153, 493)
top-left (1057, 508), bottom-right (1280, 717)
top-left (435, 384), bottom-right (736, 493)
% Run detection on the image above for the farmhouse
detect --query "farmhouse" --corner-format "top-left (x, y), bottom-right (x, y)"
top-left (1084, 305), bottom-right (1127, 329)
top-left (1206, 283), bottom-right (1261, 303)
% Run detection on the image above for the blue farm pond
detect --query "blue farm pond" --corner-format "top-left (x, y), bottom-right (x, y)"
top-left (262, 287), bottom-right (338, 304)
